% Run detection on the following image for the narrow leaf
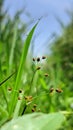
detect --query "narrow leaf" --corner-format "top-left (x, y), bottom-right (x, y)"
top-left (9, 23), bottom-right (38, 116)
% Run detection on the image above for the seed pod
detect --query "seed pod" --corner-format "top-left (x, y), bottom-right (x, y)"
top-left (19, 89), bottom-right (22, 93)
top-left (44, 73), bottom-right (49, 77)
top-left (29, 96), bottom-right (32, 100)
top-left (42, 56), bottom-right (46, 59)
top-left (49, 88), bottom-right (54, 93)
top-left (33, 104), bottom-right (37, 108)
top-left (36, 66), bottom-right (41, 70)
top-left (37, 57), bottom-right (40, 62)
top-left (24, 96), bottom-right (28, 100)
top-left (32, 108), bottom-right (35, 112)
top-left (24, 96), bottom-right (32, 102)
top-left (55, 88), bottom-right (63, 93)
top-left (8, 87), bottom-right (12, 91)
top-left (18, 97), bottom-right (21, 100)
top-left (33, 58), bottom-right (35, 61)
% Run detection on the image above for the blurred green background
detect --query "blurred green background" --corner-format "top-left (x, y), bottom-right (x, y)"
top-left (0, 0), bottom-right (73, 129)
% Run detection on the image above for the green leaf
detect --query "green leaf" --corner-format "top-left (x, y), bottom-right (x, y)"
top-left (9, 23), bottom-right (38, 117)
top-left (1, 112), bottom-right (65, 130)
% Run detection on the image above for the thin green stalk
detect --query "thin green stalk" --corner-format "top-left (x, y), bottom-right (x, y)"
top-left (13, 91), bottom-right (24, 118)
top-left (29, 70), bottom-right (37, 94)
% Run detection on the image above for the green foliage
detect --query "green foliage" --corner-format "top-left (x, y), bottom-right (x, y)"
top-left (0, 1), bottom-right (73, 129)
top-left (50, 21), bottom-right (73, 84)
top-left (47, 19), bottom-right (73, 129)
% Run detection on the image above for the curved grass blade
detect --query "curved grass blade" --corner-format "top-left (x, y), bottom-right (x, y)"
top-left (9, 23), bottom-right (38, 117)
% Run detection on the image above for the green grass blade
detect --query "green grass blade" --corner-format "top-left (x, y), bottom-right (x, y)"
top-left (9, 23), bottom-right (38, 117)
top-left (9, 25), bottom-right (17, 73)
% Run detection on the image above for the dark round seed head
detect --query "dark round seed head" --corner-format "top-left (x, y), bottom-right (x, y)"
top-left (55, 88), bottom-right (63, 93)
top-left (24, 96), bottom-right (28, 100)
top-left (33, 58), bottom-right (35, 61)
top-left (49, 88), bottom-right (54, 93)
top-left (44, 73), bottom-right (49, 77)
top-left (37, 57), bottom-right (40, 62)
top-left (19, 89), bottom-right (22, 93)
top-left (36, 66), bottom-right (41, 70)
top-left (32, 108), bottom-right (35, 112)
top-left (33, 104), bottom-right (37, 108)
top-left (42, 56), bottom-right (46, 59)
top-left (18, 97), bottom-right (21, 100)
top-left (8, 87), bottom-right (12, 91)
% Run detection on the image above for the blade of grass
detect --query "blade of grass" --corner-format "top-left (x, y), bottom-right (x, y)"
top-left (9, 23), bottom-right (38, 117)
top-left (9, 24), bottom-right (17, 73)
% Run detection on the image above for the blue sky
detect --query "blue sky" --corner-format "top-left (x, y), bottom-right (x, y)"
top-left (4, 0), bottom-right (73, 56)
